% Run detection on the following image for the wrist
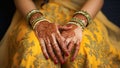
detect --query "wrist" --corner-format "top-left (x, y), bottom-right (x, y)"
top-left (73, 14), bottom-right (87, 26)
top-left (74, 10), bottom-right (92, 26)
top-left (29, 12), bottom-right (43, 24)
top-left (26, 9), bottom-right (50, 29)
top-left (67, 22), bottom-right (83, 30)
top-left (67, 10), bottom-right (92, 30)
top-left (26, 9), bottom-right (42, 23)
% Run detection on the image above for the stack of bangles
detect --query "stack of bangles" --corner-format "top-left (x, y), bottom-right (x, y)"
top-left (68, 10), bottom-right (92, 30)
top-left (26, 9), bottom-right (91, 30)
top-left (26, 9), bottom-right (50, 29)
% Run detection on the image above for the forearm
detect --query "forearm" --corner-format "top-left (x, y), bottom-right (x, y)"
top-left (72, 0), bottom-right (104, 27)
top-left (81, 0), bottom-right (104, 18)
top-left (14, 0), bottom-right (37, 17)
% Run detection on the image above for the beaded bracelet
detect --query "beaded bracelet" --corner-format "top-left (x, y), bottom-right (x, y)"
top-left (70, 17), bottom-right (86, 29)
top-left (74, 10), bottom-right (92, 26)
top-left (26, 9), bottom-right (43, 23)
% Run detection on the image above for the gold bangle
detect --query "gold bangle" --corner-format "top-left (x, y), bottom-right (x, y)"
top-left (26, 9), bottom-right (42, 23)
top-left (70, 17), bottom-right (86, 29)
top-left (67, 22), bottom-right (83, 30)
top-left (74, 10), bottom-right (92, 26)
top-left (67, 22), bottom-right (80, 27)
top-left (30, 16), bottom-right (45, 26)
top-left (31, 18), bottom-right (51, 29)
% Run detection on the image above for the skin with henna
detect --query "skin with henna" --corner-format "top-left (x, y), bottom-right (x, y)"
top-left (34, 21), bottom-right (69, 64)
top-left (59, 24), bottom-right (82, 62)
top-left (14, 0), bottom-right (103, 64)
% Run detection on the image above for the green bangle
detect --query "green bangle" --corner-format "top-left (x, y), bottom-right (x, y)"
top-left (67, 22), bottom-right (80, 27)
top-left (70, 17), bottom-right (86, 29)
top-left (26, 9), bottom-right (42, 23)
top-left (67, 21), bottom-right (83, 30)
top-left (30, 15), bottom-right (51, 29)
top-left (74, 10), bottom-right (92, 26)
top-left (32, 19), bottom-right (51, 29)
top-left (31, 16), bottom-right (45, 26)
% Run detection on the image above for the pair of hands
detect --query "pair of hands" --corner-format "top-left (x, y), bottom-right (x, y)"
top-left (34, 21), bottom-right (82, 64)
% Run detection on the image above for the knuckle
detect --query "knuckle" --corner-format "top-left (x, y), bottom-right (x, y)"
top-left (53, 44), bottom-right (57, 49)
top-left (47, 44), bottom-right (51, 48)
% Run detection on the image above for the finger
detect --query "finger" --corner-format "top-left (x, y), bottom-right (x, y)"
top-left (39, 38), bottom-right (49, 59)
top-left (68, 41), bottom-right (74, 53)
top-left (63, 40), bottom-right (75, 62)
top-left (65, 37), bottom-right (73, 45)
top-left (56, 33), bottom-right (69, 56)
top-left (58, 25), bottom-right (72, 30)
top-left (51, 34), bottom-right (65, 64)
top-left (44, 37), bottom-right (58, 64)
top-left (63, 55), bottom-right (68, 62)
top-left (71, 40), bottom-right (81, 61)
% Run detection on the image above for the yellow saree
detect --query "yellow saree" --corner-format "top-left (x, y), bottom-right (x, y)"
top-left (0, 0), bottom-right (120, 68)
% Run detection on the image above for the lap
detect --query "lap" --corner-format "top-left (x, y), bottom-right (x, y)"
top-left (63, 19), bottom-right (120, 68)
top-left (7, 20), bottom-right (60, 68)
top-left (2, 11), bottom-right (120, 68)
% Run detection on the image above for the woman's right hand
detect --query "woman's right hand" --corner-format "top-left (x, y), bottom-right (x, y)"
top-left (34, 21), bottom-right (69, 64)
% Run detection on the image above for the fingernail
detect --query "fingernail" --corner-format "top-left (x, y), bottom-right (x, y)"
top-left (54, 60), bottom-right (58, 64)
top-left (61, 61), bottom-right (65, 64)
top-left (45, 57), bottom-right (48, 60)
top-left (71, 58), bottom-right (74, 62)
top-left (66, 52), bottom-right (69, 56)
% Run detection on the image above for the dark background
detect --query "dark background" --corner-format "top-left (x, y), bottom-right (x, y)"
top-left (102, 0), bottom-right (120, 27)
top-left (0, 0), bottom-right (15, 41)
top-left (0, 0), bottom-right (120, 41)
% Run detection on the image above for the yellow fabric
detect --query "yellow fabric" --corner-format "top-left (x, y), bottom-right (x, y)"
top-left (0, 0), bottom-right (120, 68)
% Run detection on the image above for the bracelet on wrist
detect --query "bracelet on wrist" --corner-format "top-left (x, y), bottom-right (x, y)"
top-left (26, 9), bottom-right (51, 29)
top-left (69, 17), bottom-right (86, 29)
top-left (30, 16), bottom-right (45, 29)
top-left (67, 21), bottom-right (83, 30)
top-left (74, 10), bottom-right (92, 26)
top-left (67, 22), bottom-right (80, 27)
top-left (26, 9), bottom-right (43, 23)
top-left (32, 18), bottom-right (51, 29)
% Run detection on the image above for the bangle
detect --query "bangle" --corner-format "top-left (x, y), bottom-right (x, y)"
top-left (32, 19), bottom-right (51, 29)
top-left (26, 9), bottom-right (43, 23)
top-left (30, 15), bottom-right (51, 29)
top-left (30, 16), bottom-right (45, 27)
top-left (70, 17), bottom-right (86, 29)
top-left (74, 10), bottom-right (92, 26)
top-left (67, 21), bottom-right (80, 27)
top-left (67, 21), bottom-right (83, 30)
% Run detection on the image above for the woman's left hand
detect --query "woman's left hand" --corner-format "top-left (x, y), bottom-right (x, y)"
top-left (59, 24), bottom-right (83, 61)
